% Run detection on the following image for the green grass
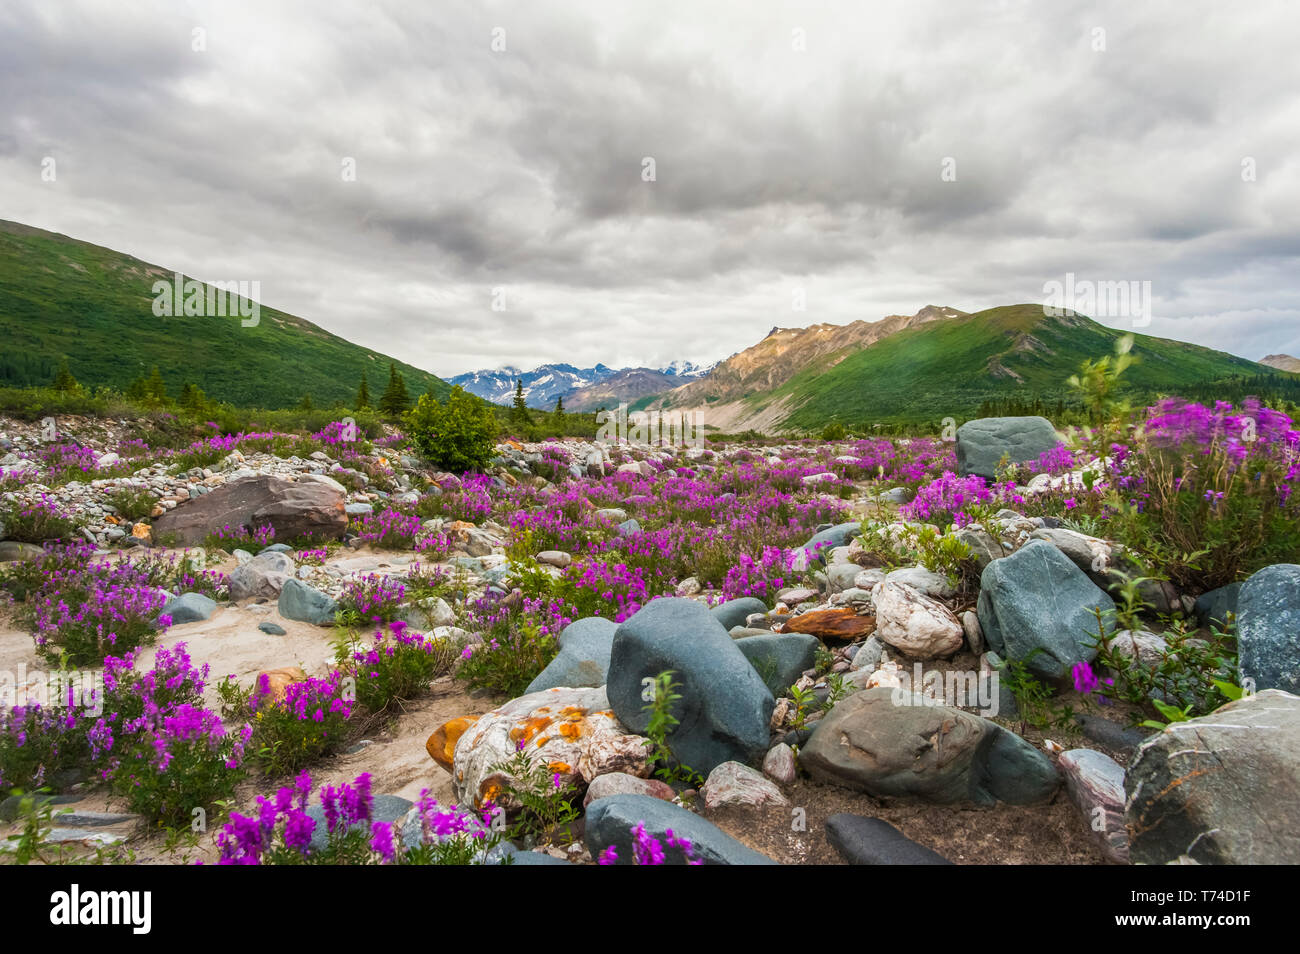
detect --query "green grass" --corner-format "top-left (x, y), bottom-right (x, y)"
top-left (0, 220), bottom-right (452, 410)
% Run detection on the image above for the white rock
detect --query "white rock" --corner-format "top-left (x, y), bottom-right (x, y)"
top-left (870, 581), bottom-right (963, 658)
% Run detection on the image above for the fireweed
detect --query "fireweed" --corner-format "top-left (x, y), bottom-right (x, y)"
top-left (213, 772), bottom-right (504, 865)
top-left (218, 669), bottom-right (356, 776)
top-left (596, 822), bottom-right (704, 865)
top-left (0, 494), bottom-right (84, 544)
top-left (25, 552), bottom-right (173, 666)
top-left (336, 573), bottom-right (407, 625)
top-left (338, 620), bottom-right (457, 713)
top-left (0, 643), bottom-right (248, 825)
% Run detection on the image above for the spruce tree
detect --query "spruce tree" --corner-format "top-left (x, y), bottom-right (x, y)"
top-left (378, 363), bottom-right (411, 416)
top-left (552, 394), bottom-right (565, 426)
top-left (51, 358), bottom-right (80, 393)
top-left (355, 371), bottom-right (371, 409)
top-left (511, 379), bottom-right (532, 424)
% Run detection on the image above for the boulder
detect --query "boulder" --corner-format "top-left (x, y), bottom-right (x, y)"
top-left (582, 772), bottom-right (676, 810)
top-left (871, 581), bottom-right (963, 658)
top-left (825, 814), bottom-right (952, 865)
top-left (735, 633), bottom-right (819, 697)
top-left (307, 794), bottom-right (412, 853)
top-left (448, 687), bottom-right (648, 809)
top-left (711, 597), bottom-right (769, 631)
top-left (801, 688), bottom-right (1059, 806)
top-left (524, 616), bottom-right (618, 693)
top-left (956, 416), bottom-right (1060, 480)
top-left (884, 566), bottom-right (957, 600)
top-left (151, 475), bottom-right (347, 546)
top-left (1236, 564), bottom-right (1300, 693)
top-left (701, 761), bottom-right (789, 811)
top-left (584, 794), bottom-right (777, 865)
top-left (277, 578), bottom-right (338, 626)
top-left (1059, 748), bottom-right (1128, 864)
top-left (227, 550), bottom-right (296, 600)
top-left (607, 598), bottom-right (774, 776)
top-left (953, 527), bottom-right (1002, 571)
top-left (976, 539), bottom-right (1114, 679)
top-left (1028, 527), bottom-right (1116, 585)
top-left (160, 592), bottom-right (217, 624)
top-left (1125, 689), bottom-right (1300, 864)
top-left (762, 743), bottom-right (797, 785)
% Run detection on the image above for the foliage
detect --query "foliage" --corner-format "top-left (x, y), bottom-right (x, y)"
top-left (405, 385), bottom-right (499, 473)
top-left (488, 746), bottom-right (581, 848)
top-left (217, 670), bottom-right (355, 777)
top-left (641, 671), bottom-right (704, 787)
top-left (336, 621), bottom-right (456, 714)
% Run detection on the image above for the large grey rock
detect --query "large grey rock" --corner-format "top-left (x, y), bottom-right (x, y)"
top-left (160, 592), bottom-right (217, 624)
top-left (825, 814), bottom-right (952, 865)
top-left (0, 541), bottom-right (45, 562)
top-left (152, 474), bottom-right (347, 546)
top-left (1237, 564), bottom-right (1300, 693)
top-left (584, 794), bottom-right (777, 865)
top-left (524, 616), bottom-right (617, 693)
top-left (976, 539), bottom-right (1114, 679)
top-left (277, 577), bottom-right (338, 626)
top-left (607, 598), bottom-right (774, 776)
top-left (734, 633), bottom-right (820, 697)
top-left (1028, 527), bottom-right (1115, 585)
top-left (1125, 689), bottom-right (1300, 864)
top-left (227, 550), bottom-right (296, 600)
top-left (956, 416), bottom-right (1060, 480)
top-left (711, 597), bottom-right (769, 631)
top-left (802, 688), bottom-right (1059, 806)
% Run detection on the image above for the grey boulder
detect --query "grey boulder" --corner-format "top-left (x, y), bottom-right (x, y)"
top-left (825, 814), bottom-right (952, 865)
top-left (607, 598), bottom-right (774, 775)
top-left (956, 416), bottom-right (1060, 480)
top-left (524, 616), bottom-right (617, 693)
top-left (977, 539), bottom-right (1114, 679)
top-left (277, 577), bottom-right (338, 626)
top-left (160, 592), bottom-right (217, 624)
top-left (711, 596), bottom-right (769, 631)
top-left (801, 688), bottom-right (1059, 806)
top-left (1236, 564), bottom-right (1300, 693)
top-left (734, 633), bottom-right (820, 697)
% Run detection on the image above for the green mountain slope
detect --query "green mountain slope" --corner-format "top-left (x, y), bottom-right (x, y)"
top-left (773, 304), bottom-right (1293, 428)
top-left (0, 220), bottom-right (451, 409)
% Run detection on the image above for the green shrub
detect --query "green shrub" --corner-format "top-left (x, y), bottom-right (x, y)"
top-left (404, 386), bottom-right (498, 473)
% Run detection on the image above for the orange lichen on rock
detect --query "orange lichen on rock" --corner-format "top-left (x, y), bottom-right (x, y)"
top-left (547, 761), bottom-right (572, 775)
top-left (508, 716), bottom-right (554, 748)
top-left (426, 716), bottom-right (480, 771)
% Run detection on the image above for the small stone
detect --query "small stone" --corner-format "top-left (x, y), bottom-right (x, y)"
top-left (762, 743), bottom-right (797, 786)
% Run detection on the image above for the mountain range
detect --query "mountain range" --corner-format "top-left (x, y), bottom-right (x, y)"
top-left (449, 360), bottom-right (712, 409)
top-left (3, 219), bottom-right (1295, 432)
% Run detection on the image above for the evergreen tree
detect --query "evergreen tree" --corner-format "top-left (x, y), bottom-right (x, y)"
top-left (51, 358), bottom-right (80, 393)
top-left (179, 382), bottom-right (208, 414)
top-left (378, 363), bottom-right (411, 416)
top-left (552, 394), bottom-right (565, 426)
top-left (511, 379), bottom-right (532, 424)
top-left (129, 366), bottom-right (169, 406)
top-left (299, 393), bottom-right (313, 411)
top-left (355, 371), bottom-right (371, 409)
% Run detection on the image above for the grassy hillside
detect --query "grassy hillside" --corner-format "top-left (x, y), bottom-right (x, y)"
top-left (0, 221), bottom-right (451, 409)
top-left (775, 304), bottom-right (1297, 429)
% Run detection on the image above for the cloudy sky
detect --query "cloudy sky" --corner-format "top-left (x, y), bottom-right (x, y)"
top-left (3, 0), bottom-right (1298, 378)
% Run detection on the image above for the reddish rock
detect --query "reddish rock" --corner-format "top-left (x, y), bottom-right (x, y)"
top-left (784, 608), bottom-right (875, 642)
top-left (151, 475), bottom-right (347, 546)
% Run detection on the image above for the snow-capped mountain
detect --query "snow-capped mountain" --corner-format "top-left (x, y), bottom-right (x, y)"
top-left (450, 360), bottom-right (713, 407)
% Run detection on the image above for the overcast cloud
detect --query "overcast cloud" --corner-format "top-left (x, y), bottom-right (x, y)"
top-left (2, 0), bottom-right (1298, 377)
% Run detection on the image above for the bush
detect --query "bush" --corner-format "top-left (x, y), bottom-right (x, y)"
top-left (0, 497), bottom-right (85, 544)
top-left (404, 386), bottom-right (498, 473)
top-left (218, 670), bottom-right (356, 776)
top-left (338, 621), bottom-right (457, 713)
